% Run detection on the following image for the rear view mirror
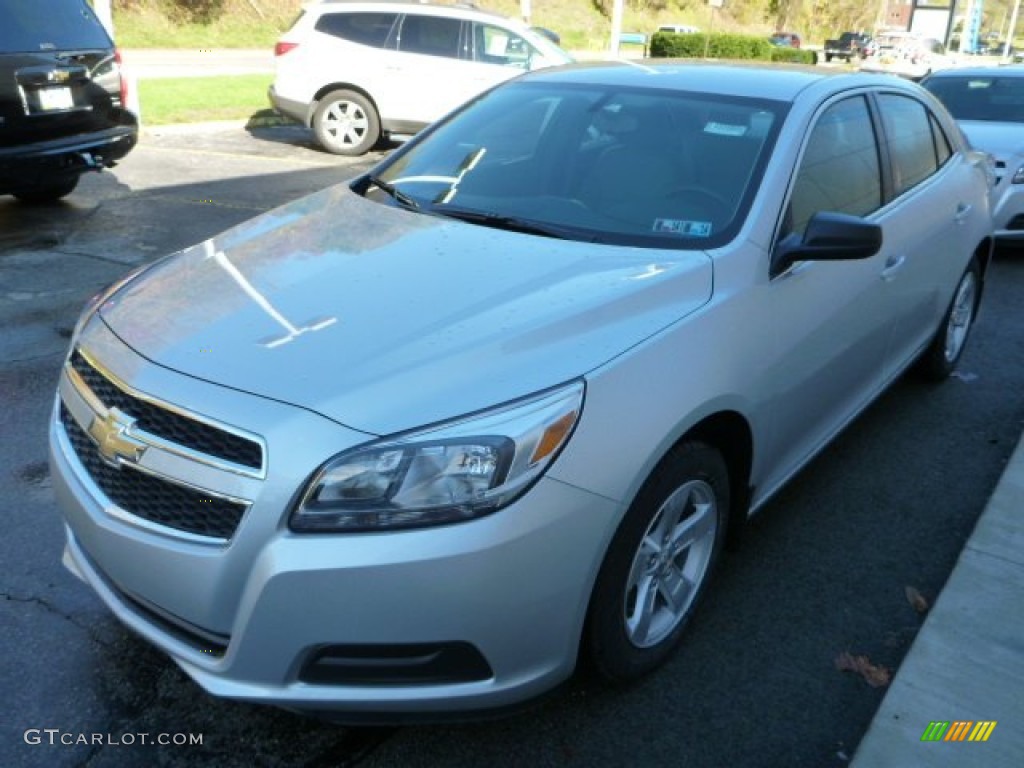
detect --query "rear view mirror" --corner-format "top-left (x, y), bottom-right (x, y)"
top-left (774, 211), bottom-right (882, 275)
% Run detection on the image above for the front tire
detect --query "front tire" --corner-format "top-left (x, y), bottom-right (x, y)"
top-left (917, 258), bottom-right (981, 381)
top-left (586, 442), bottom-right (729, 683)
top-left (312, 90), bottom-right (380, 156)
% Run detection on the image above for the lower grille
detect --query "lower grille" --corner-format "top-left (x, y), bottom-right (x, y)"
top-left (60, 404), bottom-right (247, 540)
top-left (122, 590), bottom-right (230, 658)
top-left (1007, 213), bottom-right (1024, 232)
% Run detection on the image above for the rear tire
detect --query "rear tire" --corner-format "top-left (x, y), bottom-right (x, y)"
top-left (917, 258), bottom-right (981, 381)
top-left (13, 176), bottom-right (79, 203)
top-left (312, 90), bottom-right (380, 156)
top-left (586, 442), bottom-right (729, 683)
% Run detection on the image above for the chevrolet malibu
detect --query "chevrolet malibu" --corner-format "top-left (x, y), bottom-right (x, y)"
top-left (51, 63), bottom-right (993, 719)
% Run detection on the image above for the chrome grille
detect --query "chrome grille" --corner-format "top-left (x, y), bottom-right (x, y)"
top-left (60, 404), bottom-right (247, 540)
top-left (70, 350), bottom-right (263, 470)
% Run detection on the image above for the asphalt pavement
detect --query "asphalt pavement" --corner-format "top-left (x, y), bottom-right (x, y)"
top-left (852, 413), bottom-right (1024, 765)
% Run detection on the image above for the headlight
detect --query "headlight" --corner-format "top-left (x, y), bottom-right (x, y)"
top-left (291, 380), bottom-right (584, 532)
top-left (1012, 163), bottom-right (1024, 185)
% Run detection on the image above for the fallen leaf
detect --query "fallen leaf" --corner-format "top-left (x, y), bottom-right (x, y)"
top-left (905, 585), bottom-right (929, 614)
top-left (835, 651), bottom-right (892, 688)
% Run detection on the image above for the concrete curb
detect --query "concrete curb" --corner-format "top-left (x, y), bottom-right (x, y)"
top-left (852, 433), bottom-right (1024, 765)
top-left (142, 114), bottom-right (298, 137)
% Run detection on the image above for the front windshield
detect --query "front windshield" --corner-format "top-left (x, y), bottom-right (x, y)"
top-left (519, 27), bottom-right (574, 65)
top-left (925, 76), bottom-right (1024, 123)
top-left (368, 80), bottom-right (786, 249)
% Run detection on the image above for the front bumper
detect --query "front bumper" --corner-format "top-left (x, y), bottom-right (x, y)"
top-left (50, 327), bottom-right (622, 718)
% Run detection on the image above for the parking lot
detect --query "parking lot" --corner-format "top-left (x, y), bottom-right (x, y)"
top-left (3, 123), bottom-right (1023, 768)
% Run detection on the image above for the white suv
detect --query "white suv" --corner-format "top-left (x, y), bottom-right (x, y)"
top-left (269, 1), bottom-right (572, 155)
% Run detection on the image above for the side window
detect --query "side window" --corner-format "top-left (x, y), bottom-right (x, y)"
top-left (878, 94), bottom-right (941, 195)
top-left (474, 23), bottom-right (536, 68)
top-left (787, 96), bottom-right (882, 237)
top-left (314, 13), bottom-right (397, 48)
top-left (398, 15), bottom-right (462, 59)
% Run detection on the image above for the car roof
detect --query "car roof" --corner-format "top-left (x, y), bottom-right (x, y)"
top-left (312, 0), bottom-right (511, 23)
top-left (519, 61), bottom-right (915, 102)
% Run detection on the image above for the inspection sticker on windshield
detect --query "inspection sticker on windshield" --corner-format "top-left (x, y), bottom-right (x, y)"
top-left (653, 219), bottom-right (712, 237)
top-left (703, 122), bottom-right (747, 136)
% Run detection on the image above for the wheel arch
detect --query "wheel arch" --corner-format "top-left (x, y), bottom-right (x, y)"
top-left (683, 410), bottom-right (754, 548)
top-left (974, 236), bottom-right (994, 279)
top-left (307, 83), bottom-right (380, 127)
top-left (968, 236), bottom-right (994, 313)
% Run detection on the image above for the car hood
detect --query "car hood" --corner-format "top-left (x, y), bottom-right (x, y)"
top-left (959, 121), bottom-right (1024, 157)
top-left (99, 184), bottom-right (713, 435)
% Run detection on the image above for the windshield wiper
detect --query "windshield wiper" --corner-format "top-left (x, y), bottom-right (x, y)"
top-left (432, 207), bottom-right (578, 240)
top-left (366, 175), bottom-right (420, 210)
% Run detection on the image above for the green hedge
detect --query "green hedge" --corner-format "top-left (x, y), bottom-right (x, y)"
top-left (650, 32), bottom-right (817, 65)
top-left (769, 47), bottom-right (818, 64)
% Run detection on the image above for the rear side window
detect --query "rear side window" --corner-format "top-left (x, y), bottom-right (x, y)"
top-left (473, 23), bottom-right (536, 67)
top-left (930, 114), bottom-right (951, 166)
top-left (314, 12), bottom-right (398, 48)
top-left (878, 94), bottom-right (944, 195)
top-left (0, 0), bottom-right (111, 53)
top-left (398, 15), bottom-right (462, 59)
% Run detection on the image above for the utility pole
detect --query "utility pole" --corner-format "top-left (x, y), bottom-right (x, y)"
top-left (1006, 0), bottom-right (1022, 60)
top-left (610, 0), bottom-right (624, 56)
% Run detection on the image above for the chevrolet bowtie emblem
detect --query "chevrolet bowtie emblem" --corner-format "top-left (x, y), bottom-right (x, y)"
top-left (88, 407), bottom-right (147, 465)
top-left (49, 70), bottom-right (71, 83)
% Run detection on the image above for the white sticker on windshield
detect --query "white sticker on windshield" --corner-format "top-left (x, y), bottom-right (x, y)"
top-left (653, 219), bottom-right (712, 237)
top-left (704, 122), bottom-right (748, 137)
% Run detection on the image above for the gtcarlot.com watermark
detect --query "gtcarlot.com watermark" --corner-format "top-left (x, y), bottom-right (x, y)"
top-left (24, 729), bottom-right (203, 747)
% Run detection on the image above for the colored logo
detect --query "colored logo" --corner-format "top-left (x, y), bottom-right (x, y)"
top-left (921, 721), bottom-right (997, 742)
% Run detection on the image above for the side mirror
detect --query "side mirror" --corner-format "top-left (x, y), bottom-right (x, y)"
top-left (773, 211), bottom-right (882, 275)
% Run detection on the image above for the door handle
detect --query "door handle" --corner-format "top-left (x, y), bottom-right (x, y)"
top-left (954, 203), bottom-right (972, 223)
top-left (881, 253), bottom-right (906, 281)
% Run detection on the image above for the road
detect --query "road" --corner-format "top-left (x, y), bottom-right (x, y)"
top-left (2, 123), bottom-right (1023, 768)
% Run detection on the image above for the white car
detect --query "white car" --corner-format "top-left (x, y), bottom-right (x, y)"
top-left (52, 63), bottom-right (993, 720)
top-left (268, 1), bottom-right (572, 155)
top-left (923, 66), bottom-right (1024, 244)
top-left (861, 32), bottom-right (952, 80)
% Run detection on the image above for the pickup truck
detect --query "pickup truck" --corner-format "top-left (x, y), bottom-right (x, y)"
top-left (824, 32), bottom-right (870, 62)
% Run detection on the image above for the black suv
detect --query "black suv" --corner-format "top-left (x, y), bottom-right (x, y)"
top-left (1, 0), bottom-right (137, 203)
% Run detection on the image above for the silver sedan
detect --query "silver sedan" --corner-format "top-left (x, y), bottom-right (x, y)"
top-left (923, 66), bottom-right (1024, 246)
top-left (50, 62), bottom-right (993, 719)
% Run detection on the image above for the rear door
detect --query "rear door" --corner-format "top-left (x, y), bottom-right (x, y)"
top-left (871, 91), bottom-right (984, 376)
top-left (289, 10), bottom-right (398, 106)
top-left (383, 12), bottom-right (469, 126)
top-left (0, 0), bottom-right (122, 148)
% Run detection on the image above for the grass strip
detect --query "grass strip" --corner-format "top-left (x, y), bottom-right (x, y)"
top-left (136, 74), bottom-right (274, 125)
